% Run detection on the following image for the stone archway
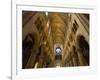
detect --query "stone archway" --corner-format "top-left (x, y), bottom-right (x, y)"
top-left (76, 34), bottom-right (89, 65)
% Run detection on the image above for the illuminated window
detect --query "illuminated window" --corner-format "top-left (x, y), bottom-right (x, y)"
top-left (55, 47), bottom-right (62, 55)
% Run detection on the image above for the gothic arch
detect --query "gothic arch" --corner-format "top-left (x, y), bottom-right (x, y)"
top-left (76, 34), bottom-right (89, 65)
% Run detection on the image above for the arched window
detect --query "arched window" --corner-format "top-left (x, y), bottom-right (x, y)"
top-left (55, 47), bottom-right (62, 60)
top-left (55, 47), bottom-right (62, 55)
top-left (72, 20), bottom-right (79, 34)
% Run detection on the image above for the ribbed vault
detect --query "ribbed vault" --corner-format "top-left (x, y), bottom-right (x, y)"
top-left (48, 12), bottom-right (67, 45)
top-left (22, 11), bottom-right (89, 68)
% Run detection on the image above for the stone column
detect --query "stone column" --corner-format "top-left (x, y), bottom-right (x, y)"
top-left (76, 48), bottom-right (87, 66)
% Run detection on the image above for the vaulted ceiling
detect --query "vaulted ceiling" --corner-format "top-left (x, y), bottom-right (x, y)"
top-left (48, 12), bottom-right (67, 45)
top-left (22, 11), bottom-right (89, 68)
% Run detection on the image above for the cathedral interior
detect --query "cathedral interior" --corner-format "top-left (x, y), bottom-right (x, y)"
top-left (22, 11), bottom-right (89, 69)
